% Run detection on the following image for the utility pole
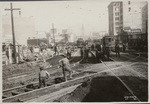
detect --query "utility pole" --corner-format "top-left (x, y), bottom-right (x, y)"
top-left (52, 23), bottom-right (56, 45)
top-left (5, 3), bottom-right (21, 64)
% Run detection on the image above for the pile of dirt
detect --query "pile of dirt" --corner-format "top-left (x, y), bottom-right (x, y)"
top-left (55, 76), bottom-right (148, 102)
top-left (3, 55), bottom-right (65, 79)
top-left (2, 62), bottom-right (40, 78)
top-left (46, 55), bottom-right (64, 66)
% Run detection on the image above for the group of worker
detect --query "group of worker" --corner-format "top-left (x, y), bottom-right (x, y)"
top-left (38, 43), bottom-right (122, 88)
top-left (80, 43), bottom-right (111, 62)
top-left (80, 43), bottom-right (122, 62)
top-left (39, 50), bottom-right (73, 88)
top-left (54, 45), bottom-right (72, 59)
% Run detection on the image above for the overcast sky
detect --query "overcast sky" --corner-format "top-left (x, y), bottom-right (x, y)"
top-left (1, 0), bottom-right (111, 36)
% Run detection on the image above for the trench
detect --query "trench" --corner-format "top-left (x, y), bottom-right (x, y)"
top-left (54, 76), bottom-right (148, 102)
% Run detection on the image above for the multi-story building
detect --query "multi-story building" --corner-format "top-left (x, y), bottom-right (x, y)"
top-left (27, 38), bottom-right (48, 47)
top-left (108, 1), bottom-right (147, 35)
top-left (123, 1), bottom-right (147, 31)
top-left (142, 3), bottom-right (148, 34)
top-left (108, 1), bottom-right (123, 35)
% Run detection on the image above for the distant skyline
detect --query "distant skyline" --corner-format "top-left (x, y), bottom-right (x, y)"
top-left (1, 0), bottom-right (110, 37)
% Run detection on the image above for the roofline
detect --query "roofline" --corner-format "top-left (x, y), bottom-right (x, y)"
top-left (108, 1), bottom-right (123, 8)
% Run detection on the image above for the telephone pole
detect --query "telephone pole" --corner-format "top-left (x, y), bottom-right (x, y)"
top-left (5, 3), bottom-right (21, 63)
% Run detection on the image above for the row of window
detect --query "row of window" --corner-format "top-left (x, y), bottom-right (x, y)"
top-left (115, 12), bottom-right (119, 16)
top-left (115, 22), bottom-right (119, 25)
top-left (115, 17), bottom-right (119, 20)
top-left (113, 3), bottom-right (120, 6)
top-left (115, 16), bottom-right (123, 21)
top-left (113, 1), bottom-right (130, 6)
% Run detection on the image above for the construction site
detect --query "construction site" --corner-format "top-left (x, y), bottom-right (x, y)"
top-left (2, 49), bottom-right (148, 102)
top-left (1, 1), bottom-right (148, 103)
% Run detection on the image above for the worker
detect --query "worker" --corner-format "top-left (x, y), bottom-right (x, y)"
top-left (95, 43), bottom-right (102, 61)
top-left (106, 46), bottom-right (110, 60)
top-left (115, 44), bottom-right (120, 57)
top-left (123, 43), bottom-right (126, 52)
top-left (54, 45), bottom-right (58, 55)
top-left (39, 66), bottom-right (50, 88)
top-left (67, 47), bottom-right (71, 59)
top-left (80, 47), bottom-right (84, 59)
top-left (84, 44), bottom-right (89, 62)
top-left (58, 55), bottom-right (73, 81)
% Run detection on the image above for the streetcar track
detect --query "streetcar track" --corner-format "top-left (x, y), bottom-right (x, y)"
top-left (90, 51), bottom-right (147, 102)
top-left (2, 50), bottom-right (92, 99)
top-left (3, 50), bottom-right (80, 80)
top-left (3, 50), bottom-right (147, 102)
top-left (110, 57), bottom-right (147, 79)
top-left (100, 60), bottom-right (141, 102)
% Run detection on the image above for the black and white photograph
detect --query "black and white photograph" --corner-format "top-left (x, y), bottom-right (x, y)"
top-left (1, 0), bottom-right (149, 103)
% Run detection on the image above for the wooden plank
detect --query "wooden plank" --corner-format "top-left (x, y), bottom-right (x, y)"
top-left (3, 71), bottom-right (105, 102)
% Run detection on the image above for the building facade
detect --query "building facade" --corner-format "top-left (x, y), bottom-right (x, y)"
top-left (123, 1), bottom-right (147, 31)
top-left (27, 38), bottom-right (48, 47)
top-left (108, 1), bottom-right (123, 35)
top-left (108, 1), bottom-right (147, 35)
top-left (142, 3), bottom-right (148, 34)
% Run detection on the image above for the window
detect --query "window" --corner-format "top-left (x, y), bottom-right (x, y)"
top-left (115, 7), bottom-right (119, 11)
top-left (115, 12), bottom-right (119, 16)
top-left (113, 3), bottom-right (116, 6)
top-left (128, 1), bottom-right (130, 5)
top-left (115, 22), bottom-right (119, 25)
top-left (115, 27), bottom-right (120, 31)
top-left (129, 7), bottom-right (131, 12)
top-left (115, 17), bottom-right (119, 20)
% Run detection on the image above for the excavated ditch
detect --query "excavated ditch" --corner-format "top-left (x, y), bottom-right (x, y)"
top-left (54, 76), bottom-right (148, 102)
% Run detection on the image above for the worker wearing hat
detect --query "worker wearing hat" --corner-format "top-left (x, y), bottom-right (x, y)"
top-left (39, 66), bottom-right (50, 88)
top-left (58, 54), bottom-right (73, 81)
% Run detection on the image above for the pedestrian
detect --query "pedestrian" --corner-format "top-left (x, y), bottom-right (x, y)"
top-left (54, 45), bottom-right (58, 55)
top-left (29, 46), bottom-right (33, 53)
top-left (84, 45), bottom-right (89, 62)
top-left (115, 44), bottom-right (120, 57)
top-left (80, 47), bottom-right (84, 59)
top-left (95, 44), bottom-right (101, 62)
top-left (58, 55), bottom-right (73, 81)
top-left (123, 43), bottom-right (126, 52)
top-left (67, 47), bottom-right (71, 59)
top-left (39, 66), bottom-right (50, 88)
top-left (106, 46), bottom-right (110, 60)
